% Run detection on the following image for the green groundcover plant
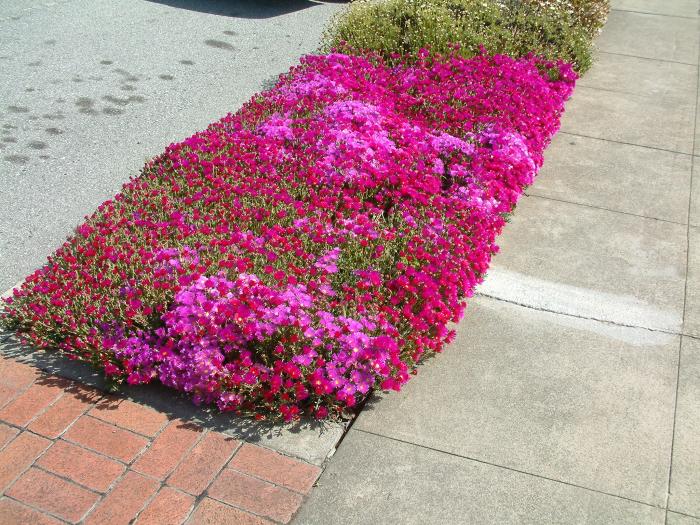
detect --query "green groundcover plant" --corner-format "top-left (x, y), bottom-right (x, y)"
top-left (508, 0), bottom-right (610, 37)
top-left (322, 0), bottom-right (599, 72)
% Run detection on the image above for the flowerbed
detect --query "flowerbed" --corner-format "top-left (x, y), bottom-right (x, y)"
top-left (2, 51), bottom-right (575, 420)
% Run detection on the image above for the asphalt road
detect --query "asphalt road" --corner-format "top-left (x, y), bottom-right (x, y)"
top-left (0, 0), bottom-right (344, 292)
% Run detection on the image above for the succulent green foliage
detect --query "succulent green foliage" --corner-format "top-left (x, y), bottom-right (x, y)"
top-left (322, 0), bottom-right (604, 73)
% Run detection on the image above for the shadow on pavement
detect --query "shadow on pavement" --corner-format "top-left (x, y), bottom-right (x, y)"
top-left (0, 333), bottom-right (347, 464)
top-left (144, 0), bottom-right (347, 19)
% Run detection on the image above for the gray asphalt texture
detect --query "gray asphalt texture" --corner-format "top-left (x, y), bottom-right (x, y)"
top-left (0, 0), bottom-right (344, 292)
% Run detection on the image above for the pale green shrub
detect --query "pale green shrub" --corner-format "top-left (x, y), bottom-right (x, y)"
top-left (322, 0), bottom-right (597, 73)
top-left (502, 0), bottom-right (610, 36)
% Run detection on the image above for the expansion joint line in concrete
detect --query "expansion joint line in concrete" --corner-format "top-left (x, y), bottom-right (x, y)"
top-left (664, 15), bottom-right (700, 525)
top-left (524, 192), bottom-right (687, 226)
top-left (474, 292), bottom-right (688, 336)
top-left (574, 83), bottom-right (678, 99)
top-left (558, 131), bottom-right (693, 157)
top-left (611, 8), bottom-right (699, 20)
top-left (597, 51), bottom-right (698, 68)
top-left (352, 428), bottom-right (670, 514)
top-left (476, 292), bottom-right (700, 344)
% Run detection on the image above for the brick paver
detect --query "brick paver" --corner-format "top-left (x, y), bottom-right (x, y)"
top-left (63, 416), bottom-right (149, 462)
top-left (132, 420), bottom-right (203, 480)
top-left (84, 471), bottom-right (159, 525)
top-left (167, 431), bottom-right (239, 496)
top-left (0, 424), bottom-right (18, 450)
top-left (0, 357), bottom-right (39, 408)
top-left (0, 380), bottom-right (66, 426)
top-left (36, 440), bottom-right (125, 492)
top-left (90, 397), bottom-right (169, 437)
top-left (136, 486), bottom-right (195, 524)
top-left (208, 469), bottom-right (304, 523)
top-left (0, 498), bottom-right (63, 525)
top-left (0, 354), bottom-right (321, 524)
top-left (0, 431), bottom-right (51, 491)
top-left (231, 444), bottom-right (321, 494)
top-left (28, 385), bottom-right (99, 439)
top-left (187, 497), bottom-right (272, 525)
top-left (7, 468), bottom-right (100, 523)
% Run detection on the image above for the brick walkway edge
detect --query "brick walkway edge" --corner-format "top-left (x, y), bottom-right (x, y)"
top-left (0, 353), bottom-right (321, 524)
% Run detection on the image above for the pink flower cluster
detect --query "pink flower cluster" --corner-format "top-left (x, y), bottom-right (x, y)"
top-left (2, 51), bottom-right (575, 420)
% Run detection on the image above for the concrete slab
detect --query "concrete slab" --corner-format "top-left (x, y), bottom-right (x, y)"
top-left (0, 0), bottom-right (344, 292)
top-left (0, 334), bottom-right (345, 466)
top-left (597, 10), bottom-right (699, 64)
top-left (560, 86), bottom-right (695, 154)
top-left (532, 133), bottom-right (692, 224)
top-left (695, 86), bottom-right (700, 158)
top-left (354, 297), bottom-right (678, 506)
top-left (667, 513), bottom-right (700, 525)
top-left (612, 0), bottom-right (699, 18)
top-left (669, 336), bottom-right (700, 517)
top-left (293, 430), bottom-right (666, 525)
top-left (685, 227), bottom-right (700, 337)
top-left (579, 52), bottom-right (697, 102)
top-left (479, 196), bottom-right (686, 332)
top-left (693, 162), bottom-right (700, 227)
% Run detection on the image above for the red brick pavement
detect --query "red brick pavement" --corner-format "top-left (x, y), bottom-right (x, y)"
top-left (0, 354), bottom-right (321, 524)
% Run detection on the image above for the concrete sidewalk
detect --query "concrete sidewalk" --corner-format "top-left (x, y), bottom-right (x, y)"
top-left (295, 1), bottom-right (700, 524)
